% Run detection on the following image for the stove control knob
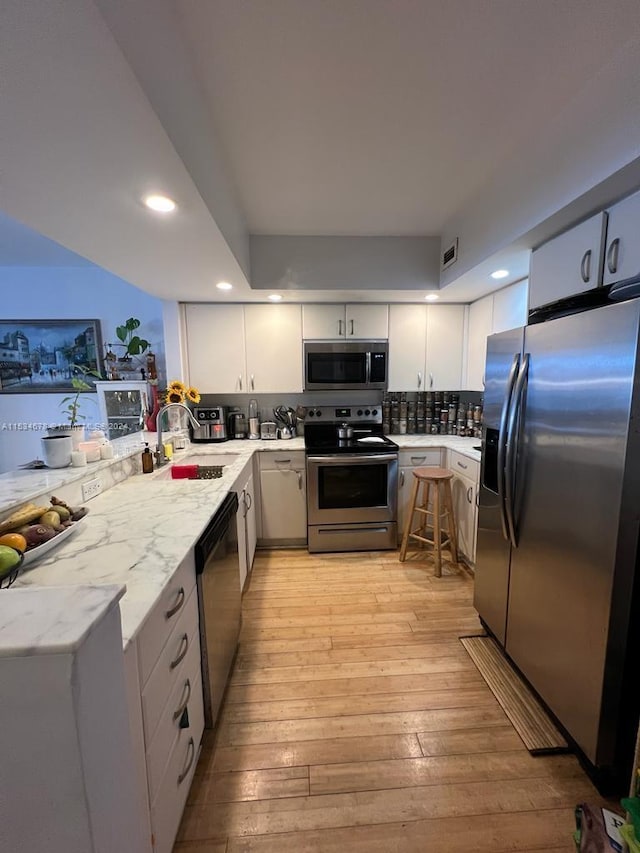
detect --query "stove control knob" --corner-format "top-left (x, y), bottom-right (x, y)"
top-left (357, 409), bottom-right (363, 416)
top-left (316, 410), bottom-right (322, 417)
top-left (365, 409), bottom-right (371, 416)
top-left (372, 409), bottom-right (378, 416)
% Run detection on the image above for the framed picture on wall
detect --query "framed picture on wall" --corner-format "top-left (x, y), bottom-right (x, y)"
top-left (0, 319), bottom-right (104, 393)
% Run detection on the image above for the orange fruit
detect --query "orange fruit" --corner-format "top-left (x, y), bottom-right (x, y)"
top-left (0, 532), bottom-right (27, 553)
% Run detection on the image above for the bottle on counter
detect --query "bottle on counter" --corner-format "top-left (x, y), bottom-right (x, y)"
top-left (141, 442), bottom-right (154, 474)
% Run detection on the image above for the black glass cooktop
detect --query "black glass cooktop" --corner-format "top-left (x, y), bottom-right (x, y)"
top-left (304, 425), bottom-right (398, 455)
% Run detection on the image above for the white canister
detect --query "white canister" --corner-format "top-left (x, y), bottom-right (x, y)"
top-left (41, 435), bottom-right (73, 468)
top-left (100, 444), bottom-right (114, 460)
top-left (71, 450), bottom-right (87, 467)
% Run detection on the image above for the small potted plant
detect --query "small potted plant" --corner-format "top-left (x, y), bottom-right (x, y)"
top-left (48, 366), bottom-right (101, 448)
top-left (114, 318), bottom-right (150, 371)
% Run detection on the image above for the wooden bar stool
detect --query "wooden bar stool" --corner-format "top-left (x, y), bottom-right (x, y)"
top-left (399, 467), bottom-right (458, 577)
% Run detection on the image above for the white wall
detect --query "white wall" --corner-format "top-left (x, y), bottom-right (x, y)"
top-left (0, 267), bottom-right (166, 473)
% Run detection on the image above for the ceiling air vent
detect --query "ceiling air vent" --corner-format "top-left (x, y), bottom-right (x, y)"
top-left (441, 238), bottom-right (458, 271)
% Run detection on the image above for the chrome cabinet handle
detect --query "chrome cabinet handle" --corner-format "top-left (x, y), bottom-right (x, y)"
top-left (417, 371), bottom-right (422, 389)
top-left (245, 491), bottom-right (252, 510)
top-left (607, 238), bottom-right (620, 274)
top-left (238, 374), bottom-right (242, 391)
top-left (170, 633), bottom-right (189, 670)
top-left (250, 374), bottom-right (255, 391)
top-left (275, 458), bottom-right (291, 463)
top-left (580, 249), bottom-right (592, 283)
top-left (165, 586), bottom-right (185, 620)
top-left (338, 319), bottom-right (343, 337)
top-left (350, 319), bottom-right (354, 336)
top-left (296, 471), bottom-right (302, 489)
top-left (173, 679), bottom-right (192, 721)
top-left (429, 372), bottom-right (434, 389)
top-left (456, 460), bottom-right (468, 470)
top-left (241, 490), bottom-right (248, 517)
top-left (177, 738), bottom-right (195, 785)
top-left (411, 456), bottom-right (426, 464)
top-left (466, 486), bottom-right (473, 503)
top-left (400, 471), bottom-right (405, 486)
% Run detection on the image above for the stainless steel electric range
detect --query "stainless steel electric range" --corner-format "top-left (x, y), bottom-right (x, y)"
top-left (304, 405), bottom-right (399, 553)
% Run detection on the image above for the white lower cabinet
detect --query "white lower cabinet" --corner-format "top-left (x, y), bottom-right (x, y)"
top-left (237, 466), bottom-right (258, 590)
top-left (134, 550), bottom-right (204, 853)
top-left (258, 451), bottom-right (307, 544)
top-left (447, 450), bottom-right (480, 566)
top-left (397, 449), bottom-right (443, 542)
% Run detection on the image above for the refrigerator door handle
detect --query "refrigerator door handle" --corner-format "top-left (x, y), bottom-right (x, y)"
top-left (497, 353), bottom-right (520, 541)
top-left (505, 353), bottom-right (529, 548)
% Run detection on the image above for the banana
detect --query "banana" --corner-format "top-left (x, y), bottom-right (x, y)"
top-left (0, 503), bottom-right (51, 534)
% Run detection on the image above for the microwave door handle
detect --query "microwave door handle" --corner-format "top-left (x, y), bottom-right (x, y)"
top-left (365, 351), bottom-right (372, 385)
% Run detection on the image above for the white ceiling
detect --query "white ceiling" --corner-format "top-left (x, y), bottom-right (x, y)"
top-left (177, 0), bottom-right (640, 235)
top-left (1, 0), bottom-right (640, 304)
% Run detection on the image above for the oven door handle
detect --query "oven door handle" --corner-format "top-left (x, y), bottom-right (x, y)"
top-left (307, 454), bottom-right (398, 465)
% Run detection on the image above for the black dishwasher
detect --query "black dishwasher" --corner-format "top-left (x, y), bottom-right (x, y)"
top-left (194, 491), bottom-right (241, 729)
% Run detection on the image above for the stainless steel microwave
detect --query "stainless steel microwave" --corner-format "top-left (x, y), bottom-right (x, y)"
top-left (304, 341), bottom-right (388, 391)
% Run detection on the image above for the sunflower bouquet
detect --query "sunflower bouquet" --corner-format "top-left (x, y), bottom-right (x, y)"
top-left (163, 380), bottom-right (201, 405)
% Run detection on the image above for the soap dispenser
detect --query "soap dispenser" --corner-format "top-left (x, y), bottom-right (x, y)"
top-left (141, 443), bottom-right (154, 474)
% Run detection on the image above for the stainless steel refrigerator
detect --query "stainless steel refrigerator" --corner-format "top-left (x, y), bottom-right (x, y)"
top-left (475, 297), bottom-right (640, 790)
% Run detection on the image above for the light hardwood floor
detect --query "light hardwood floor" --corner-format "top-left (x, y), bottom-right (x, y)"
top-left (175, 549), bottom-right (604, 852)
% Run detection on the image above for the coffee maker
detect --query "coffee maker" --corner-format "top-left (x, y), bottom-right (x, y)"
top-left (190, 406), bottom-right (227, 442)
top-left (227, 410), bottom-right (248, 440)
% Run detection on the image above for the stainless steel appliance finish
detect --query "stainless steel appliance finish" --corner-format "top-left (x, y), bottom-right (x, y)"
top-left (190, 406), bottom-right (227, 443)
top-left (195, 492), bottom-right (241, 728)
top-left (475, 299), bottom-right (640, 788)
top-left (260, 421), bottom-right (278, 440)
top-left (305, 405), bottom-right (398, 552)
top-left (304, 341), bottom-right (388, 391)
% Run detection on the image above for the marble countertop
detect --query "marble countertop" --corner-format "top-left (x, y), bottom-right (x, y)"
top-left (5, 434), bottom-right (480, 650)
top-left (0, 584), bottom-right (125, 656)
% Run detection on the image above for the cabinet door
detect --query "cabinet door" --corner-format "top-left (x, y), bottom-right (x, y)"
top-left (302, 304), bottom-right (345, 338)
top-left (245, 472), bottom-right (257, 574)
top-left (425, 305), bottom-right (465, 391)
top-left (184, 304), bottom-right (246, 393)
top-left (529, 212), bottom-right (607, 310)
top-left (244, 304), bottom-right (303, 392)
top-left (345, 304), bottom-right (389, 339)
top-left (260, 468), bottom-right (307, 540)
top-left (387, 304), bottom-right (427, 391)
top-left (603, 189), bottom-right (640, 286)
top-left (450, 472), bottom-right (477, 565)
top-left (492, 280), bottom-right (529, 334)
top-left (466, 294), bottom-right (493, 391)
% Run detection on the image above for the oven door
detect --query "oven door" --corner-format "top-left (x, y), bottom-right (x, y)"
top-left (306, 453), bottom-right (398, 525)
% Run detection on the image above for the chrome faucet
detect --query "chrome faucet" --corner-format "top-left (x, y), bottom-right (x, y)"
top-left (155, 402), bottom-right (200, 467)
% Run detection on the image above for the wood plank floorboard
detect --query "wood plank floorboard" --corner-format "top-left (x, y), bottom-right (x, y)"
top-left (174, 548), bottom-right (600, 852)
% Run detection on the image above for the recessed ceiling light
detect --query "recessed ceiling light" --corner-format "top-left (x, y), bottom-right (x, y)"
top-left (491, 269), bottom-right (509, 280)
top-left (425, 294), bottom-right (439, 302)
top-left (268, 294), bottom-right (282, 302)
top-left (216, 281), bottom-right (233, 291)
top-left (143, 194), bottom-right (176, 213)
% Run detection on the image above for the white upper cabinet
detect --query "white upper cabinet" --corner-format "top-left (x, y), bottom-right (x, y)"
top-left (387, 304), bottom-right (427, 391)
top-left (425, 304), bottom-right (465, 391)
top-left (529, 212), bottom-right (607, 310)
top-left (184, 304), bottom-right (246, 393)
top-left (388, 304), bottom-right (464, 391)
top-left (466, 294), bottom-right (493, 391)
top-left (244, 304), bottom-right (303, 392)
top-left (302, 304), bottom-right (388, 339)
top-left (603, 189), bottom-right (640, 286)
top-left (491, 279), bottom-right (529, 334)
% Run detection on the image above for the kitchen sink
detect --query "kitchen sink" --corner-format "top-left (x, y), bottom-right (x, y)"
top-left (152, 453), bottom-right (240, 480)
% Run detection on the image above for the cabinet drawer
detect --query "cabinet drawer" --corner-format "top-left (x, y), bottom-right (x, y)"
top-left (142, 586), bottom-right (200, 744)
top-left (138, 551), bottom-right (196, 686)
top-left (398, 449), bottom-right (442, 468)
top-left (258, 450), bottom-right (305, 471)
top-left (150, 675), bottom-right (204, 853)
top-left (146, 636), bottom-right (203, 803)
top-left (448, 450), bottom-right (480, 482)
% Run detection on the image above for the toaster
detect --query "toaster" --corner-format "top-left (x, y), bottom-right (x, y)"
top-left (260, 421), bottom-right (278, 440)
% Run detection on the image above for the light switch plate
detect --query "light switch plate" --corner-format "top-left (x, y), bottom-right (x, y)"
top-left (81, 478), bottom-right (103, 502)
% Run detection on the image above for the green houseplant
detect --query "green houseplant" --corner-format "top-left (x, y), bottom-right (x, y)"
top-left (116, 318), bottom-right (150, 361)
top-left (49, 365), bottom-right (102, 447)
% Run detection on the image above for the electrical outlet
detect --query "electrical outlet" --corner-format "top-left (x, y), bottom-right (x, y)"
top-left (81, 478), bottom-right (103, 502)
